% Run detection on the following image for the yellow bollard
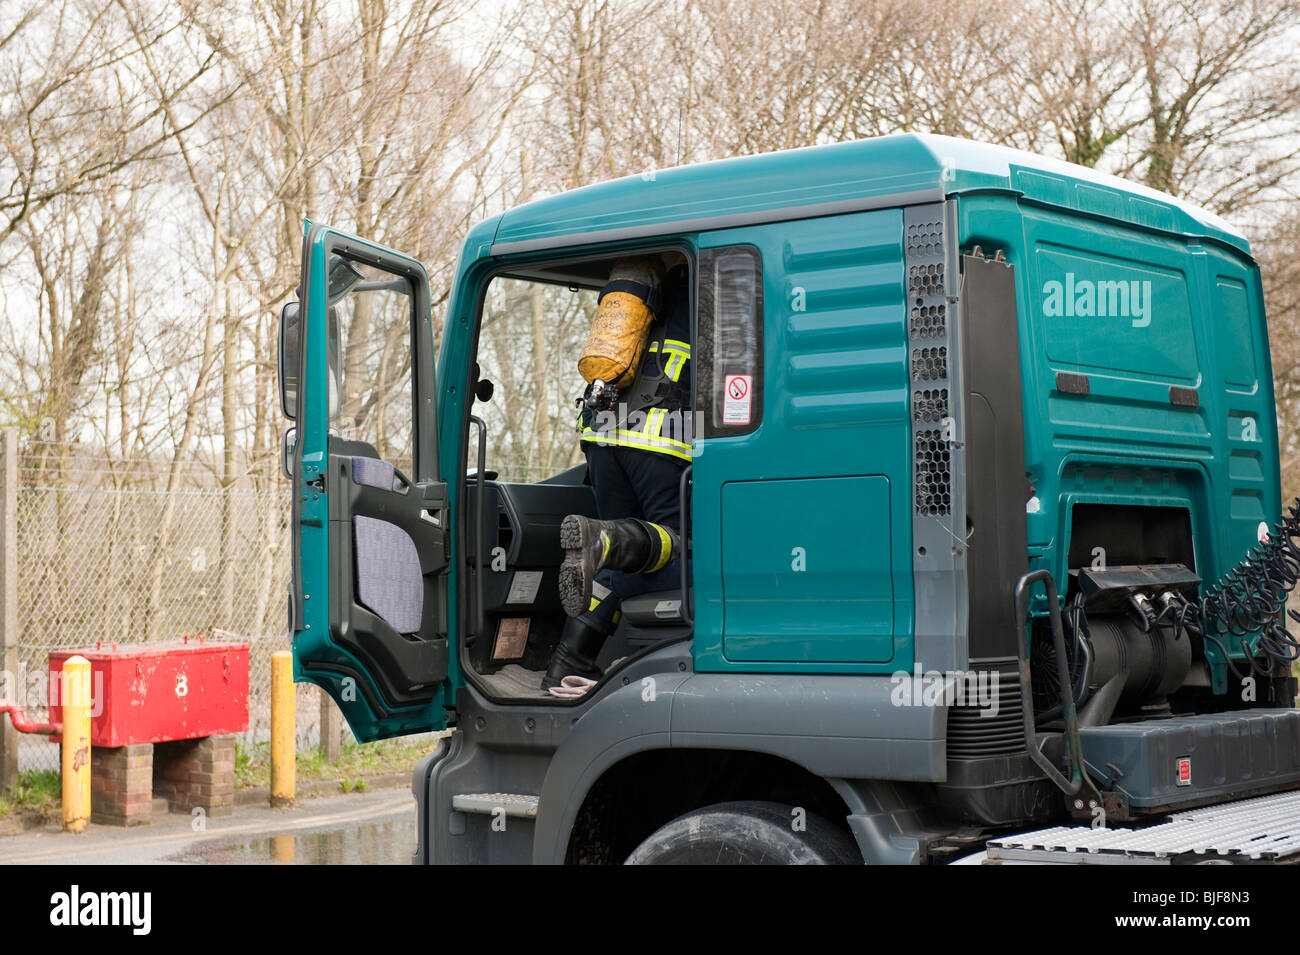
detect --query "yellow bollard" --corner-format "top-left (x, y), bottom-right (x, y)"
top-left (60, 655), bottom-right (92, 832)
top-left (270, 651), bottom-right (295, 807)
top-left (271, 834), bottom-right (295, 862)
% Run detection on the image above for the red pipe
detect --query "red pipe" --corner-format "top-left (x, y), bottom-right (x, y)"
top-left (0, 700), bottom-right (61, 735)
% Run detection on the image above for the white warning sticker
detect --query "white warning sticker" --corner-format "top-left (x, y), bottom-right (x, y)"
top-left (723, 374), bottom-right (752, 425)
top-left (506, 570), bottom-right (543, 605)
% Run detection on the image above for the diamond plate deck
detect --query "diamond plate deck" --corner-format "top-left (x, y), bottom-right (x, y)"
top-left (987, 789), bottom-right (1300, 864)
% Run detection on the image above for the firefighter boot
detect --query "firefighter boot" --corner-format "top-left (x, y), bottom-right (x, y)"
top-left (541, 584), bottom-right (619, 689)
top-left (557, 515), bottom-right (680, 619)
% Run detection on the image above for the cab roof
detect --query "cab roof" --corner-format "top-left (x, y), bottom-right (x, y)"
top-left (482, 133), bottom-right (1248, 258)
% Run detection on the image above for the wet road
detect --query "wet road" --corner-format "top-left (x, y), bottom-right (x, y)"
top-left (0, 788), bottom-right (416, 865)
top-left (168, 809), bottom-right (414, 865)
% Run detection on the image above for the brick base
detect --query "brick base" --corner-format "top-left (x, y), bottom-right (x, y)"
top-left (153, 734), bottom-right (235, 818)
top-left (90, 743), bottom-right (155, 826)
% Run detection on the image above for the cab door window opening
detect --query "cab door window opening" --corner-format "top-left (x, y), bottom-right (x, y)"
top-left (323, 259), bottom-right (418, 477)
top-left (459, 247), bottom-right (696, 702)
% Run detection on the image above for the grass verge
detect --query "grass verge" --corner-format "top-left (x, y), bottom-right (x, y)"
top-left (234, 735), bottom-right (440, 791)
top-left (0, 769), bottom-right (61, 821)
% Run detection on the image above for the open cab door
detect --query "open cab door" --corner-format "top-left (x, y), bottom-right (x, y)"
top-left (281, 223), bottom-right (451, 741)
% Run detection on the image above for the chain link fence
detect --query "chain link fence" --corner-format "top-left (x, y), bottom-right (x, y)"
top-left (9, 442), bottom-right (340, 772)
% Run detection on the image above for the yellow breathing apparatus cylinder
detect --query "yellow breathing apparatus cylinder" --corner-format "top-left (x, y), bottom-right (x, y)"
top-left (578, 258), bottom-right (663, 388)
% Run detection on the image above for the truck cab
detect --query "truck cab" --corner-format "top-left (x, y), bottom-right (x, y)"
top-left (281, 134), bottom-right (1300, 864)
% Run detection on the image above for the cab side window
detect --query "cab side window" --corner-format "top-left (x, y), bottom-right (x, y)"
top-left (696, 245), bottom-right (763, 437)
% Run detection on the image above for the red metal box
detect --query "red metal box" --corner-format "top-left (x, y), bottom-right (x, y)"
top-left (49, 637), bottom-right (249, 747)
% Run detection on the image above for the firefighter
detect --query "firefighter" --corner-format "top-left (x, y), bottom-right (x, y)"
top-left (541, 255), bottom-right (692, 690)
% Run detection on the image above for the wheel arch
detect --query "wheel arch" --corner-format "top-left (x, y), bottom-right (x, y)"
top-left (531, 660), bottom-right (948, 864)
top-left (561, 746), bottom-right (858, 864)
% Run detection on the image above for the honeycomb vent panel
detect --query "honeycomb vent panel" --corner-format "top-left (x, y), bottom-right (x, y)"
top-left (914, 429), bottom-right (952, 516)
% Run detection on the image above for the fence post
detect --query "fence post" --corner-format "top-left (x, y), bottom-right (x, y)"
top-left (320, 688), bottom-right (341, 763)
top-left (0, 428), bottom-right (18, 791)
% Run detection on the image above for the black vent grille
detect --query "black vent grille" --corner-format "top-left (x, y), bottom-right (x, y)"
top-left (947, 671), bottom-right (1026, 760)
top-left (913, 388), bottom-right (948, 423)
top-left (906, 215), bottom-right (951, 519)
top-left (911, 346), bottom-right (947, 382)
top-left (906, 223), bottom-right (943, 257)
top-left (909, 300), bottom-right (946, 338)
top-left (908, 262), bottom-right (944, 298)
top-left (914, 429), bottom-right (951, 515)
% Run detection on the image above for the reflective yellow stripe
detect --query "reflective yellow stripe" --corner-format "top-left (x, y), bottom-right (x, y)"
top-left (647, 339), bottom-right (690, 382)
top-left (647, 409), bottom-right (693, 448)
top-left (646, 408), bottom-right (666, 437)
top-left (580, 428), bottom-right (694, 461)
top-left (589, 597), bottom-right (600, 612)
top-left (646, 523), bottom-right (672, 572)
top-left (581, 427), bottom-right (693, 451)
top-left (580, 383), bottom-right (694, 459)
top-left (647, 339), bottom-right (690, 355)
top-left (582, 406), bottom-right (692, 450)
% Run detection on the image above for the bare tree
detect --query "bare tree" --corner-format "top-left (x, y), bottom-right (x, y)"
top-left (3, 0), bottom-right (1300, 661)
top-left (0, 1), bottom-right (223, 243)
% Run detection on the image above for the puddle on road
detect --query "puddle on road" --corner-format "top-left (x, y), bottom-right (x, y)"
top-left (167, 816), bottom-right (416, 865)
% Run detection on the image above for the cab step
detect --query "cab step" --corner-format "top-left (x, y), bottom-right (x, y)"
top-left (985, 789), bottom-right (1300, 864)
top-left (451, 793), bottom-right (539, 818)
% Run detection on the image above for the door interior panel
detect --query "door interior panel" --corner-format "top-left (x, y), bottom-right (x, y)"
top-left (328, 447), bottom-right (449, 710)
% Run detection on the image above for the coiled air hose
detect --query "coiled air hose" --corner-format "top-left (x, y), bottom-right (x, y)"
top-left (1042, 499), bottom-right (1300, 714)
top-left (1169, 499), bottom-right (1300, 680)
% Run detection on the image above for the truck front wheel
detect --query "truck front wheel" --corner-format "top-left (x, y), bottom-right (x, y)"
top-left (624, 800), bottom-right (861, 865)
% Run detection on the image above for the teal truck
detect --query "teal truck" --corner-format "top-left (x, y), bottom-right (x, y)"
top-left (279, 133), bottom-right (1300, 864)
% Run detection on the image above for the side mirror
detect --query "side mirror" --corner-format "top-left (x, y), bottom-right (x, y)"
top-left (278, 301), bottom-right (300, 420)
top-left (282, 426), bottom-right (297, 479)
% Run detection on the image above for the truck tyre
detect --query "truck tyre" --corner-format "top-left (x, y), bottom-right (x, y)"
top-left (624, 800), bottom-right (861, 865)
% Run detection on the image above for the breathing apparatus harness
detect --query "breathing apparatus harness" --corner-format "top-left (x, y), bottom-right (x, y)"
top-left (578, 277), bottom-right (689, 423)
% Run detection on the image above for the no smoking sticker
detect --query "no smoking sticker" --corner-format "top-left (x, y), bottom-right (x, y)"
top-left (723, 374), bottom-right (752, 425)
